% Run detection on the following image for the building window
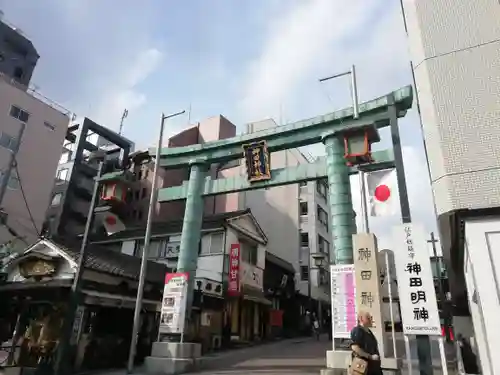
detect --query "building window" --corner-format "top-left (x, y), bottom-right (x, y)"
top-left (0, 131), bottom-right (17, 151)
top-left (300, 232), bottom-right (309, 247)
top-left (141, 187), bottom-right (147, 199)
top-left (43, 122), bottom-right (55, 131)
top-left (51, 193), bottom-right (62, 206)
top-left (56, 168), bottom-right (69, 183)
top-left (318, 234), bottom-right (330, 255)
top-left (317, 205), bottom-right (328, 230)
top-left (316, 181), bottom-right (328, 197)
top-left (200, 232), bottom-right (224, 255)
top-left (13, 67), bottom-right (24, 80)
top-left (241, 241), bottom-right (258, 265)
top-left (7, 170), bottom-right (19, 190)
top-left (9, 105), bottom-right (29, 123)
top-left (300, 266), bottom-right (309, 281)
top-left (299, 201), bottom-right (308, 215)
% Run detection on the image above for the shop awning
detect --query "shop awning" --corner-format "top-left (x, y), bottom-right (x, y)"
top-left (241, 286), bottom-right (272, 305)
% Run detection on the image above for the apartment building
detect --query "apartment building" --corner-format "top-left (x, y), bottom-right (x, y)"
top-left (0, 73), bottom-right (70, 249)
top-left (43, 117), bottom-right (134, 239)
top-left (402, 1), bottom-right (500, 371)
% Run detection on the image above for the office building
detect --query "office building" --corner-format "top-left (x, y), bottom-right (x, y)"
top-left (43, 117), bottom-right (134, 239)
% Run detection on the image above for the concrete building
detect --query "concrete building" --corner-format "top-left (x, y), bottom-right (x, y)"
top-left (0, 16), bottom-right (39, 86)
top-left (217, 119), bottom-right (331, 315)
top-left (126, 115), bottom-right (237, 225)
top-left (0, 72), bottom-right (70, 249)
top-left (402, 0), bottom-right (500, 372)
top-left (43, 117), bottom-right (134, 239)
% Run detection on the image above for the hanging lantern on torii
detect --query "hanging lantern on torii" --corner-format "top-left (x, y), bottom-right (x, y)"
top-left (342, 124), bottom-right (380, 166)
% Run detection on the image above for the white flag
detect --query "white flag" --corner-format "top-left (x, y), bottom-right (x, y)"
top-left (366, 168), bottom-right (398, 217)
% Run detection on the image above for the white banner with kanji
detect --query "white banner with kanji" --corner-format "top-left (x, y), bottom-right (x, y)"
top-left (392, 223), bottom-right (441, 335)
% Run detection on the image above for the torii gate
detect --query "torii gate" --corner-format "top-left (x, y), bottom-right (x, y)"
top-left (155, 86), bottom-right (412, 292)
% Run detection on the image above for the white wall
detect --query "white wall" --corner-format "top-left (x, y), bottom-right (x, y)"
top-left (464, 217), bottom-right (500, 374)
top-left (403, 0), bottom-right (500, 215)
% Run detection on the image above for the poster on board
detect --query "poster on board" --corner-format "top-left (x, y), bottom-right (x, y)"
top-left (159, 272), bottom-right (189, 334)
top-left (330, 264), bottom-right (357, 338)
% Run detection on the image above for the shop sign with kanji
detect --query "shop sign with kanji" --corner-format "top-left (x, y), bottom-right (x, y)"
top-left (392, 223), bottom-right (441, 335)
top-left (228, 243), bottom-right (241, 296)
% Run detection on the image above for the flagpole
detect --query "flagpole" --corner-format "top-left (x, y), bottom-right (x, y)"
top-left (127, 110), bottom-right (185, 374)
top-left (359, 171), bottom-right (369, 233)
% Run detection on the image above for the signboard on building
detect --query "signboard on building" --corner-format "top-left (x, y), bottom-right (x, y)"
top-left (159, 272), bottom-right (189, 334)
top-left (228, 243), bottom-right (241, 296)
top-left (243, 140), bottom-right (271, 182)
top-left (240, 262), bottom-right (263, 290)
top-left (330, 264), bottom-right (357, 338)
top-left (392, 223), bottom-right (441, 336)
top-left (353, 233), bottom-right (388, 355)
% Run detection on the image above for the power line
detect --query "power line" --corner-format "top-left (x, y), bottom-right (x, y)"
top-left (13, 160), bottom-right (40, 236)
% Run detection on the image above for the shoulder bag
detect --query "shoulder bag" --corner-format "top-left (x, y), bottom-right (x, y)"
top-left (349, 355), bottom-right (368, 375)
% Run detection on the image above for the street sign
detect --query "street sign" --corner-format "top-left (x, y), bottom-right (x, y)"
top-left (159, 272), bottom-right (189, 334)
top-left (392, 223), bottom-right (441, 335)
top-left (330, 264), bottom-right (357, 338)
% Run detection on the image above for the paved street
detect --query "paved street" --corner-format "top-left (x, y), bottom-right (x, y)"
top-left (191, 336), bottom-right (330, 374)
top-left (191, 333), bottom-right (457, 374)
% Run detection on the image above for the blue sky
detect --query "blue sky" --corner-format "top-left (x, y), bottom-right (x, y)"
top-left (0, 0), bottom-right (439, 247)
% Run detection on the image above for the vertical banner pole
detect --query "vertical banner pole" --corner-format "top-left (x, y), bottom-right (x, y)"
top-left (404, 334), bottom-right (413, 375)
top-left (438, 337), bottom-right (448, 375)
top-left (359, 171), bottom-right (370, 233)
top-left (385, 251), bottom-right (397, 358)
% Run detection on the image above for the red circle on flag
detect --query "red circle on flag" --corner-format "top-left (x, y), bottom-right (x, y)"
top-left (105, 216), bottom-right (116, 225)
top-left (374, 184), bottom-right (391, 202)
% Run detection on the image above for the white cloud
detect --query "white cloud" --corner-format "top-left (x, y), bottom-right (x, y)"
top-left (239, 0), bottom-right (383, 121)
top-left (93, 48), bottom-right (164, 129)
top-left (239, 0), bottom-right (438, 248)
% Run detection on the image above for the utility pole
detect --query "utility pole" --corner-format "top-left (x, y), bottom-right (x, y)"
top-left (428, 231), bottom-right (451, 342)
top-left (127, 110), bottom-right (185, 373)
top-left (119, 109), bottom-right (129, 136)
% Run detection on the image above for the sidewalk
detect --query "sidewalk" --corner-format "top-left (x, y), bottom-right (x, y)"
top-left (86, 336), bottom-right (316, 375)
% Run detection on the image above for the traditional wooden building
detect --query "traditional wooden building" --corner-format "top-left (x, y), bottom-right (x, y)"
top-left (0, 238), bottom-right (167, 373)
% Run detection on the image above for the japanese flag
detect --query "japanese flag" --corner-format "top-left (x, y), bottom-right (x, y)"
top-left (366, 168), bottom-right (398, 217)
top-left (95, 210), bottom-right (126, 235)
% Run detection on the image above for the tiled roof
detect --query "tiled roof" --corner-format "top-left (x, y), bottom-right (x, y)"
top-left (44, 239), bottom-right (168, 284)
top-left (94, 209), bottom-right (251, 243)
